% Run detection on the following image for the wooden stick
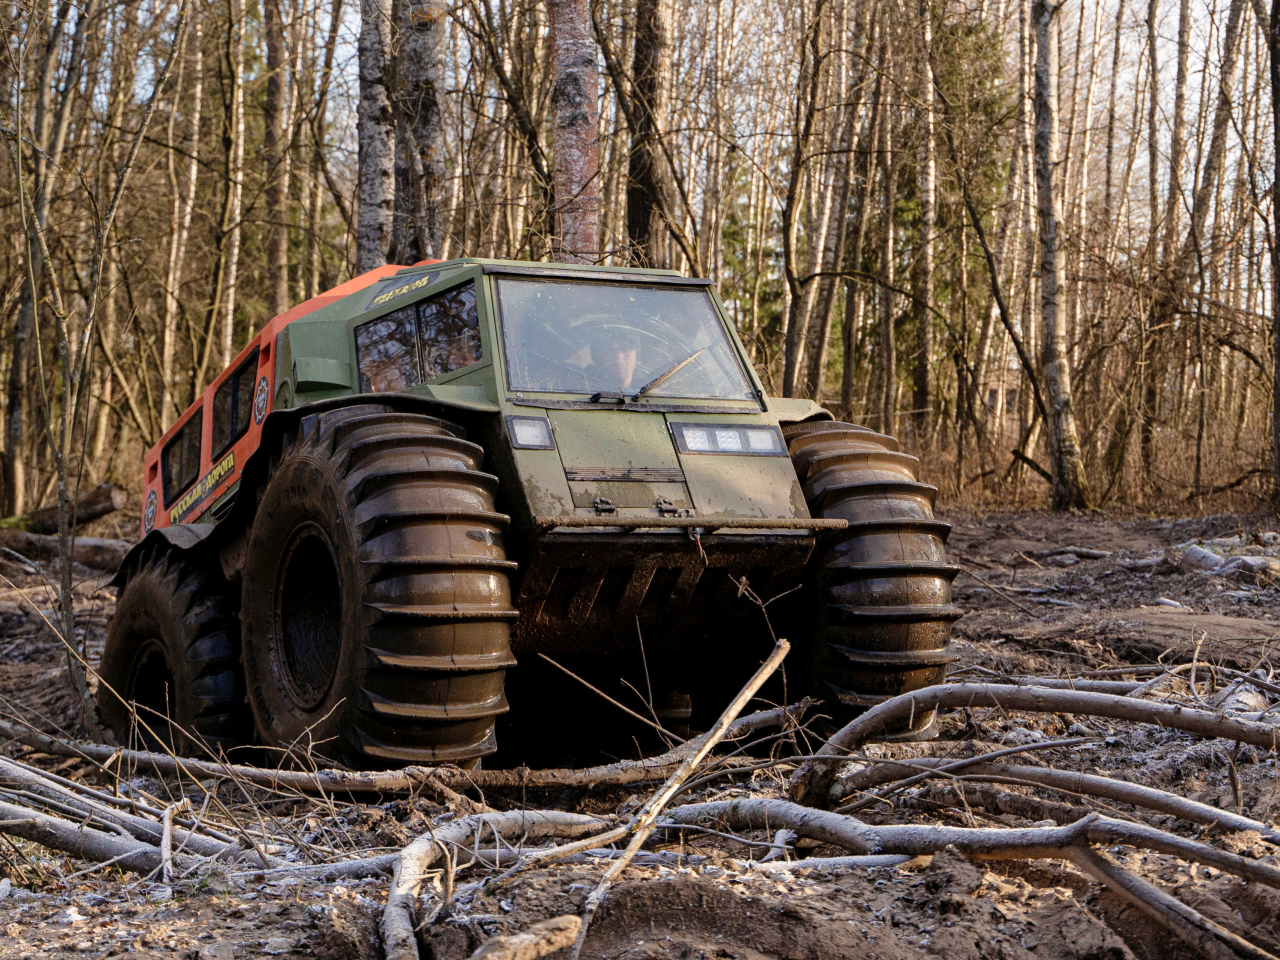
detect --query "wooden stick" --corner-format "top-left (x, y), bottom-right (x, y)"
top-left (159, 798), bottom-right (191, 884)
top-left (1066, 845), bottom-right (1277, 960)
top-left (567, 639), bottom-right (790, 960)
top-left (0, 703), bottom-right (809, 793)
top-left (790, 683), bottom-right (1280, 805)
top-left (381, 811), bottom-right (611, 960)
top-left (537, 652), bottom-right (686, 742)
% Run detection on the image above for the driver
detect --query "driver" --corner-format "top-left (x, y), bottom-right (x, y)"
top-left (584, 324), bottom-right (642, 391)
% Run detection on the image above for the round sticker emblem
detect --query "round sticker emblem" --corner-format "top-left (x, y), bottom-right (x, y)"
top-left (253, 376), bottom-right (270, 424)
top-left (143, 490), bottom-right (157, 534)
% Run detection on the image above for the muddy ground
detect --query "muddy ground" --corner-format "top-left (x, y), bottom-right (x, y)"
top-left (1, 508), bottom-right (1279, 960)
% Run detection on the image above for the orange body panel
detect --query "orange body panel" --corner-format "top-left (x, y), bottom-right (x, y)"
top-left (139, 263), bottom-right (435, 536)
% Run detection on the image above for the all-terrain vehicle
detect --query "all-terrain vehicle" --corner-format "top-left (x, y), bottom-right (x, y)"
top-left (100, 258), bottom-right (959, 766)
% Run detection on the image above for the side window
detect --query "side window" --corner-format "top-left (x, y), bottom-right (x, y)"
top-left (418, 282), bottom-right (482, 379)
top-left (162, 409), bottom-right (204, 506)
top-left (356, 304), bottom-right (419, 393)
top-left (211, 348), bottom-right (260, 457)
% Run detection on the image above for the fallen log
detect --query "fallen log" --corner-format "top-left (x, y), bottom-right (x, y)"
top-left (790, 683), bottom-right (1280, 805)
top-left (0, 529), bottom-right (131, 570)
top-left (1067, 845), bottom-right (1275, 960)
top-left (0, 702), bottom-right (810, 794)
top-left (0, 798), bottom-right (193, 875)
top-left (836, 757), bottom-right (1280, 841)
top-left (0, 756), bottom-right (239, 859)
top-left (0, 485), bottom-right (127, 535)
top-left (662, 800), bottom-right (1280, 890)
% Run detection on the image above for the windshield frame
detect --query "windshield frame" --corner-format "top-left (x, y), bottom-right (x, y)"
top-left (490, 271), bottom-right (763, 409)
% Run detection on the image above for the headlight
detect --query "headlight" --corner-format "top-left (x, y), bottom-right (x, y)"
top-left (670, 422), bottom-right (786, 456)
top-left (508, 415), bottom-right (556, 449)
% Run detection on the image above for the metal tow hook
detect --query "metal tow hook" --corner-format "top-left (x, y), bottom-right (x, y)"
top-left (592, 497), bottom-right (617, 515)
top-left (655, 497), bottom-right (678, 517)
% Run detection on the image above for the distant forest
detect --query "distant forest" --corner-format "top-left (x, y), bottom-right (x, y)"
top-left (3, 0), bottom-right (1278, 516)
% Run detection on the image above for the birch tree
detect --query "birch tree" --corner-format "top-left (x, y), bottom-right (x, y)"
top-left (1032, 0), bottom-right (1091, 508)
top-left (358, 0), bottom-right (396, 271)
top-left (548, 0), bottom-right (600, 262)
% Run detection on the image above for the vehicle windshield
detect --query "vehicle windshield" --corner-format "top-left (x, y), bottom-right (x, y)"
top-left (495, 278), bottom-right (756, 401)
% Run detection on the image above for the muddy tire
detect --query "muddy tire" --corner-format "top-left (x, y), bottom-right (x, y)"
top-left (98, 551), bottom-right (245, 752)
top-left (786, 421), bottom-right (961, 739)
top-left (240, 404), bottom-right (516, 766)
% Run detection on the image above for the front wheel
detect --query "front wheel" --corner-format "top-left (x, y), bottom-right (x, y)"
top-left (787, 421), bottom-right (962, 740)
top-left (239, 404), bottom-right (517, 767)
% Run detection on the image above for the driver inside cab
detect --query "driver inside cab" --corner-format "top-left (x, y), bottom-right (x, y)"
top-left (583, 325), bottom-right (642, 391)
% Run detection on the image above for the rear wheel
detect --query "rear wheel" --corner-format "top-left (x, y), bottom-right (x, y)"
top-left (240, 404), bottom-right (516, 767)
top-left (98, 551), bottom-right (245, 753)
top-left (787, 421), bottom-right (961, 739)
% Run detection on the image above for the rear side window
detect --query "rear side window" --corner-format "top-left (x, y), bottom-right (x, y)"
top-left (162, 409), bottom-right (203, 506)
top-left (418, 282), bottom-right (482, 378)
top-left (212, 348), bottom-right (260, 457)
top-left (356, 304), bottom-right (419, 393)
top-left (355, 281), bottom-right (481, 393)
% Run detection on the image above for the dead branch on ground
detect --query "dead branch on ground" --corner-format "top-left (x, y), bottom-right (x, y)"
top-left (791, 682), bottom-right (1280, 805)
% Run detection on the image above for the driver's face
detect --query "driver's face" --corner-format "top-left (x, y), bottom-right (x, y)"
top-left (593, 341), bottom-right (638, 389)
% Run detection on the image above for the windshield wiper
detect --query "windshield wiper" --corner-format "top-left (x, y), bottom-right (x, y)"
top-left (631, 349), bottom-right (705, 401)
top-left (588, 391), bottom-right (628, 404)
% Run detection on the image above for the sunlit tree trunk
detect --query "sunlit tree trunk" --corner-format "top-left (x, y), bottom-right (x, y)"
top-left (357, 0), bottom-right (395, 271)
top-left (625, 0), bottom-right (672, 266)
top-left (1033, 0), bottom-right (1091, 509)
top-left (877, 67), bottom-right (898, 436)
top-left (222, 0), bottom-right (246, 368)
top-left (394, 0), bottom-right (447, 261)
top-left (264, 0), bottom-right (290, 315)
top-left (162, 16), bottom-right (202, 428)
top-left (548, 0), bottom-right (600, 262)
top-left (1270, 0), bottom-right (1280, 500)
top-left (912, 0), bottom-right (935, 440)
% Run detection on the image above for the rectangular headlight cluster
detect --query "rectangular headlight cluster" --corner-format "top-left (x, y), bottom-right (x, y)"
top-left (507, 415), bottom-right (556, 450)
top-left (669, 422), bottom-right (787, 457)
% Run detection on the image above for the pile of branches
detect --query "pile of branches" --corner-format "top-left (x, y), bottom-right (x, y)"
top-left (4, 643), bottom-right (1280, 960)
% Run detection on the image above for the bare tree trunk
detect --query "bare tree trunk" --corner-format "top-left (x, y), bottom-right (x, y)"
top-left (263, 0), bottom-right (290, 315)
top-left (308, 0), bottom-right (344, 296)
top-left (780, 0), bottom-right (829, 397)
top-left (7, 0), bottom-right (97, 515)
top-left (358, 0), bottom-right (396, 271)
top-left (394, 0), bottom-right (447, 261)
top-left (912, 0), bottom-right (935, 441)
top-left (1033, 0), bottom-right (1091, 509)
top-left (625, 0), bottom-right (672, 267)
top-left (222, 0), bottom-right (246, 368)
top-left (162, 16), bottom-right (202, 428)
top-left (548, 0), bottom-right (600, 262)
top-left (878, 75), bottom-right (898, 437)
top-left (1163, 0), bottom-right (1191, 257)
top-left (1271, 0), bottom-right (1280, 500)
top-left (804, 0), bottom-right (866, 401)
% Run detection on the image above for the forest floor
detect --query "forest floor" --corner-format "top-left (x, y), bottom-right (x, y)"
top-left (0, 508), bottom-right (1279, 960)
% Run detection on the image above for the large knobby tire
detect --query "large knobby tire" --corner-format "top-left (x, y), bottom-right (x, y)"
top-left (98, 551), bottom-right (246, 753)
top-left (786, 421), bottom-right (962, 739)
top-left (240, 404), bottom-right (516, 767)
